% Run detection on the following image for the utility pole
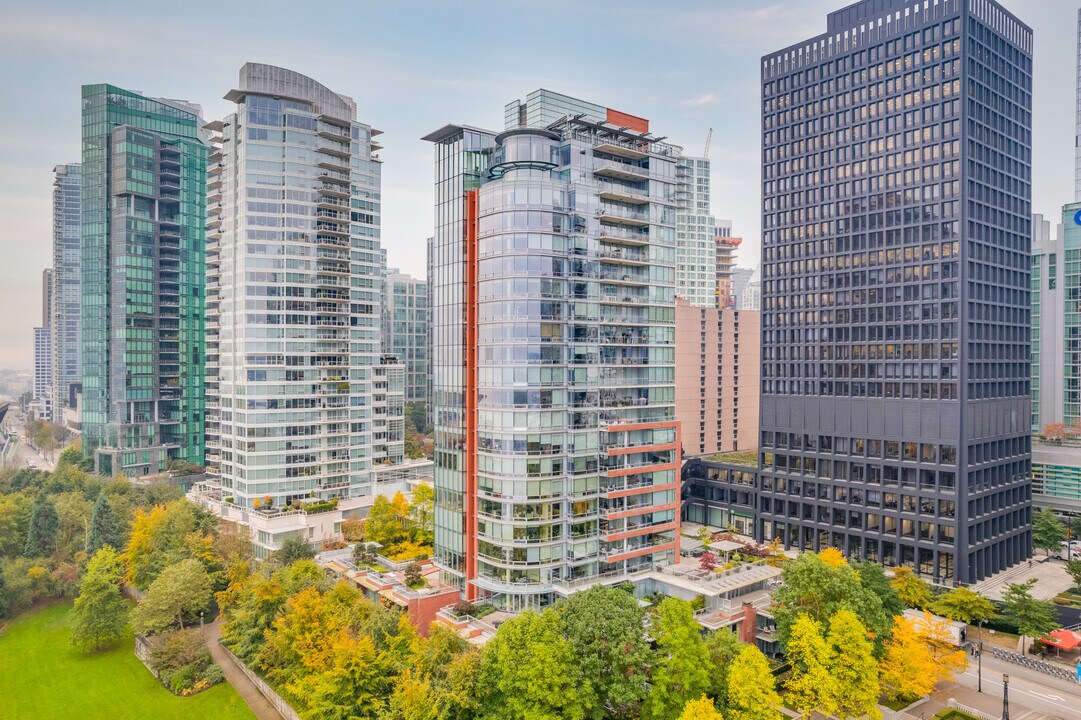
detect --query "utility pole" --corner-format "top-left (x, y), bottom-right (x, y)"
top-left (1001, 674), bottom-right (1010, 720)
top-left (977, 620), bottom-right (984, 693)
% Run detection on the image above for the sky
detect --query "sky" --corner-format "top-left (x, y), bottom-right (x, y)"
top-left (0, 0), bottom-right (1075, 369)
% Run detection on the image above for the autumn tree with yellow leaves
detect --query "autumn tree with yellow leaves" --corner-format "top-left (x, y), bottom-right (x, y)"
top-left (880, 613), bottom-right (967, 702)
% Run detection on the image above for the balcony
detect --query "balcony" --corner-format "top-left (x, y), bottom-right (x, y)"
top-left (594, 142), bottom-right (648, 161)
top-left (593, 159), bottom-right (649, 182)
top-left (598, 248), bottom-right (649, 265)
top-left (599, 207), bottom-right (650, 228)
top-left (599, 227), bottom-right (649, 247)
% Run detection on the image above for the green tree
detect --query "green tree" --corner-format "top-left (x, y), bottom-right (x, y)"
top-left (1033, 508), bottom-right (1067, 557)
top-left (560, 585), bottom-right (652, 718)
top-left (784, 614), bottom-right (836, 720)
top-left (771, 550), bottom-right (891, 651)
top-left (365, 493), bottom-right (410, 551)
top-left (644, 598), bottom-right (711, 720)
top-left (405, 431), bottom-right (425, 460)
top-left (726, 645), bottom-right (781, 720)
top-left (384, 669), bottom-right (438, 720)
top-left (1002, 579), bottom-right (1058, 652)
top-left (275, 535), bottom-right (316, 566)
top-left (477, 608), bottom-right (585, 720)
top-left (86, 493), bottom-right (120, 554)
top-left (24, 493), bottom-right (58, 557)
top-left (0, 563), bottom-right (8, 618)
top-left (132, 557), bottom-right (213, 635)
top-left (932, 586), bottom-right (997, 625)
top-left (826, 609), bottom-right (881, 720)
top-left (704, 629), bottom-right (744, 703)
top-left (854, 561), bottom-right (905, 618)
top-left (409, 484), bottom-right (435, 546)
top-left (71, 547), bottom-right (128, 652)
top-left (433, 644), bottom-right (482, 720)
top-left (53, 491), bottom-right (92, 557)
top-left (1066, 558), bottom-right (1081, 590)
top-left (890, 567), bottom-right (933, 609)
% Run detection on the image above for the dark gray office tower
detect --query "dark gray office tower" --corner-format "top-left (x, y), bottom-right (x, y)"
top-left (759, 0), bottom-right (1032, 584)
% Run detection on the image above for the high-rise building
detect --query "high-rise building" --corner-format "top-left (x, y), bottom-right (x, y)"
top-left (424, 89), bottom-right (682, 609)
top-left (80, 84), bottom-right (208, 477)
top-left (741, 271), bottom-right (761, 312)
top-left (676, 156), bottom-right (716, 307)
top-left (383, 268), bottom-right (430, 406)
top-left (52, 163), bottom-right (82, 424)
top-left (33, 270), bottom-right (53, 421)
top-left (714, 220), bottom-right (742, 308)
top-left (729, 267), bottom-right (754, 309)
top-left (760, 0), bottom-right (1032, 584)
top-left (1075, 8), bottom-right (1081, 203)
top-left (675, 297), bottom-right (759, 457)
top-left (198, 64), bottom-right (386, 557)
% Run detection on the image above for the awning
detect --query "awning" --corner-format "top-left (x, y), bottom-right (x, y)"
top-left (1040, 629), bottom-right (1081, 651)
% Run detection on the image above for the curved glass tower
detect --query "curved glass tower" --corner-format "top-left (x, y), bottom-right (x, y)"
top-left (426, 91), bottom-right (682, 610)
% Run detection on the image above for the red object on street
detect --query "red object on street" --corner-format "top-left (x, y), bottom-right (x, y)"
top-left (1039, 629), bottom-right (1081, 651)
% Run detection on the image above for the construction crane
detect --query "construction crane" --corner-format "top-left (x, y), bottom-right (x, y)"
top-left (703, 127), bottom-right (713, 157)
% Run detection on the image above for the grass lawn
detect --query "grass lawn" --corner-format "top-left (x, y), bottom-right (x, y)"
top-left (0, 602), bottom-right (255, 720)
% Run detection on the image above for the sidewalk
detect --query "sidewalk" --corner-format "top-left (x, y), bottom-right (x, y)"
top-left (204, 620), bottom-right (284, 720)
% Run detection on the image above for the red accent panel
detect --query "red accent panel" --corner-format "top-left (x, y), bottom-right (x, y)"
top-left (464, 189), bottom-right (479, 600)
top-left (606, 108), bottom-right (649, 133)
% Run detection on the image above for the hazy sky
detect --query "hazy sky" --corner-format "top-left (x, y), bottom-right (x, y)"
top-left (0, 0), bottom-right (1074, 369)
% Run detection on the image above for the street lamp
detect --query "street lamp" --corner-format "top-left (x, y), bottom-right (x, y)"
top-left (977, 619), bottom-right (984, 693)
top-left (1001, 675), bottom-right (1010, 720)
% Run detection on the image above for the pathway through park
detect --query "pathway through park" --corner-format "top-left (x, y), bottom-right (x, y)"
top-left (204, 620), bottom-right (284, 720)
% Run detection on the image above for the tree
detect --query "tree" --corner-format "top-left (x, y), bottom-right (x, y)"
top-left (771, 550), bottom-right (891, 651)
top-left (0, 563), bottom-right (8, 619)
top-left (433, 644), bottom-right (482, 720)
top-left (1043, 423), bottom-right (1069, 442)
top-left (699, 551), bottom-right (718, 572)
top-left (24, 493), bottom-right (58, 557)
top-left (385, 669), bottom-right (439, 720)
top-left (1033, 508), bottom-right (1067, 557)
top-left (726, 645), bottom-right (782, 720)
top-left (1002, 579), bottom-right (1058, 652)
top-left (71, 547), bottom-right (128, 652)
top-left (132, 558), bottom-right (213, 635)
top-left (890, 567), bottom-right (932, 609)
top-left (275, 535), bottom-right (316, 566)
top-left (477, 608), bottom-right (585, 720)
top-left (826, 609), bottom-right (881, 720)
top-left (365, 493), bottom-right (411, 551)
top-left (879, 614), bottom-right (965, 702)
top-left (85, 492), bottom-right (120, 555)
top-left (644, 598), bottom-right (711, 720)
top-left (784, 614), bottom-right (836, 720)
top-left (854, 561), bottom-right (905, 619)
top-left (405, 431), bottom-right (425, 460)
top-left (123, 500), bottom-right (216, 589)
top-left (679, 696), bottom-right (725, 720)
top-left (560, 585), bottom-right (652, 719)
top-left (403, 562), bottom-right (424, 589)
top-left (932, 586), bottom-right (997, 625)
top-left (1066, 558), bottom-right (1081, 590)
top-left (704, 629), bottom-right (744, 703)
top-left (409, 484), bottom-right (435, 546)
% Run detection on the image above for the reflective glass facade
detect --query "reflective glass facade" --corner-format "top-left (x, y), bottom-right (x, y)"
top-left (52, 163), bottom-right (82, 422)
top-left (427, 93), bottom-right (682, 609)
top-left (205, 64), bottom-right (384, 524)
top-left (383, 268), bottom-right (430, 405)
top-left (760, 0), bottom-right (1032, 584)
top-left (81, 84), bottom-right (208, 476)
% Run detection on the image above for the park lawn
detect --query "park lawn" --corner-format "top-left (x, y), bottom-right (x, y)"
top-left (0, 602), bottom-right (255, 720)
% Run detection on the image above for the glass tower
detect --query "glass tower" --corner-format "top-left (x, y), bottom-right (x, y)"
top-left (81, 85), bottom-right (208, 476)
top-left (425, 90), bottom-right (682, 610)
top-left (202, 64), bottom-right (384, 556)
top-left (52, 163), bottom-right (82, 422)
top-left (383, 268), bottom-right (430, 406)
top-left (759, 0), bottom-right (1032, 584)
top-left (675, 155), bottom-right (717, 307)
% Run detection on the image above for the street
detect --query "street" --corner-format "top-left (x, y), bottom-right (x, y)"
top-left (944, 651), bottom-right (1081, 720)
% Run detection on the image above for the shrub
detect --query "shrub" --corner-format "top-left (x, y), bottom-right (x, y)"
top-left (203, 663), bottom-right (225, 686)
top-left (147, 628), bottom-right (220, 695)
top-left (452, 600), bottom-right (477, 617)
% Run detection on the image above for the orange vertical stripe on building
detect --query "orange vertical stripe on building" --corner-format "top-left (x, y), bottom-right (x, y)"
top-left (464, 189), bottom-right (479, 600)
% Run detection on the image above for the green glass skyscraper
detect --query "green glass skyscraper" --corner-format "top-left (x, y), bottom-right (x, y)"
top-left (81, 84), bottom-right (209, 476)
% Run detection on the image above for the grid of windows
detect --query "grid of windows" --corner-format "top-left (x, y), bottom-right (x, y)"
top-left (759, 0), bottom-right (1032, 584)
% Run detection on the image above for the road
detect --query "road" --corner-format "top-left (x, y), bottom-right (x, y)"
top-left (953, 652), bottom-right (1081, 720)
top-left (6, 432), bottom-right (56, 472)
